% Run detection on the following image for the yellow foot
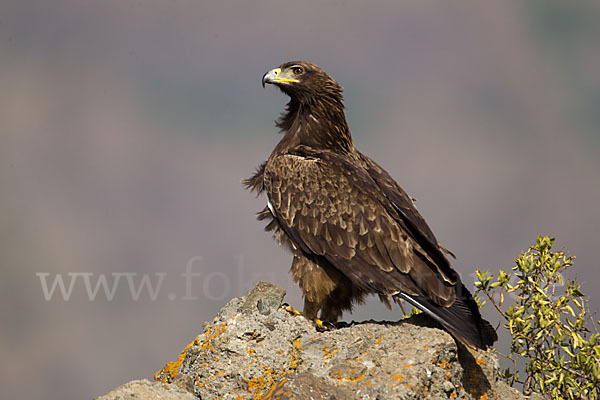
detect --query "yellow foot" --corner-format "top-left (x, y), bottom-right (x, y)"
top-left (281, 303), bottom-right (302, 316)
top-left (281, 304), bottom-right (333, 331)
top-left (313, 317), bottom-right (332, 332)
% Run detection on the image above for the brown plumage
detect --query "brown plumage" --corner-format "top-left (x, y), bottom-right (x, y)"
top-left (243, 61), bottom-right (497, 349)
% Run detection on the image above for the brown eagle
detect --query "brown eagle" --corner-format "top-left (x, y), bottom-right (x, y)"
top-left (243, 61), bottom-right (497, 350)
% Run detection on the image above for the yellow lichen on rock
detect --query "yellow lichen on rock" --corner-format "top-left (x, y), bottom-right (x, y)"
top-left (242, 338), bottom-right (303, 400)
top-left (154, 337), bottom-right (200, 383)
top-left (320, 343), bottom-right (338, 360)
top-left (288, 338), bottom-right (302, 370)
top-left (155, 322), bottom-right (229, 384)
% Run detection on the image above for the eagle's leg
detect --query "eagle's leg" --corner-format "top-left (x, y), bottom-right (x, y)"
top-left (320, 275), bottom-right (367, 323)
top-left (281, 304), bottom-right (302, 316)
top-left (281, 301), bottom-right (329, 330)
top-left (289, 254), bottom-right (341, 330)
top-left (302, 297), bottom-right (330, 331)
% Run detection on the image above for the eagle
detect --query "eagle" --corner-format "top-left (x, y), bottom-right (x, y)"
top-left (243, 61), bottom-right (497, 350)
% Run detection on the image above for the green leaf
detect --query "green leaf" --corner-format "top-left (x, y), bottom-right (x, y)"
top-left (483, 236), bottom-right (599, 399)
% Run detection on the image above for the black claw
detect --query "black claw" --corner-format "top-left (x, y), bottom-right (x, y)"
top-left (323, 321), bottom-right (336, 330)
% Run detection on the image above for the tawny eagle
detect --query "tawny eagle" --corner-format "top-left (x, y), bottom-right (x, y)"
top-left (243, 61), bottom-right (497, 350)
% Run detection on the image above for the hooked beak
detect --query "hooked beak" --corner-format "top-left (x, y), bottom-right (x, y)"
top-left (262, 67), bottom-right (299, 88)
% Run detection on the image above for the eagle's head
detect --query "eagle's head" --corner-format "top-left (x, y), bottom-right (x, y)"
top-left (262, 61), bottom-right (343, 104)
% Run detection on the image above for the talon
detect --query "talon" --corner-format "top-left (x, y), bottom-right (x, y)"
top-left (281, 304), bottom-right (334, 331)
top-left (281, 304), bottom-right (302, 316)
top-left (314, 318), bottom-right (334, 331)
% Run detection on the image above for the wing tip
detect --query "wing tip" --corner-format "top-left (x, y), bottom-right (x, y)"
top-left (398, 291), bottom-right (498, 351)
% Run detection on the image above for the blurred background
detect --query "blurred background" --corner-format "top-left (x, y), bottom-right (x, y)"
top-left (1, 1), bottom-right (599, 398)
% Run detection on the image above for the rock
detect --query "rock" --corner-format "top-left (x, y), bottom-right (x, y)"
top-left (240, 281), bottom-right (286, 315)
top-left (101, 282), bottom-right (542, 400)
top-left (95, 379), bottom-right (196, 400)
top-left (262, 372), bottom-right (352, 399)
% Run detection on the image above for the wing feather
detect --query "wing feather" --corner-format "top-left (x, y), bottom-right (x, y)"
top-left (264, 151), bottom-right (454, 303)
top-left (360, 155), bottom-right (458, 284)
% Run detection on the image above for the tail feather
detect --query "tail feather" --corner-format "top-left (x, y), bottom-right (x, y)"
top-left (398, 282), bottom-right (497, 350)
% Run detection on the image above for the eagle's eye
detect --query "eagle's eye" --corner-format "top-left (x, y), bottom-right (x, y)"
top-left (291, 66), bottom-right (304, 75)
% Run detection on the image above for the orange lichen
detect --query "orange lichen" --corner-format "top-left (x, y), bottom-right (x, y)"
top-left (353, 349), bottom-right (368, 362)
top-left (363, 378), bottom-right (376, 387)
top-left (244, 365), bottom-right (285, 399)
top-left (288, 338), bottom-right (302, 369)
top-left (392, 373), bottom-right (404, 384)
top-left (157, 326), bottom-right (307, 400)
top-left (243, 338), bottom-right (303, 399)
top-left (261, 377), bottom-right (288, 399)
top-left (321, 343), bottom-right (338, 360)
top-left (332, 371), bottom-right (366, 383)
top-left (155, 322), bottom-right (230, 384)
top-left (154, 337), bottom-right (201, 383)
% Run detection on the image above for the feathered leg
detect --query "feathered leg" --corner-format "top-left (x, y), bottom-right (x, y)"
top-left (320, 275), bottom-right (367, 322)
top-left (289, 254), bottom-right (341, 328)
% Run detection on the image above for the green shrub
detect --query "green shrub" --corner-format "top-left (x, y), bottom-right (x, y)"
top-left (475, 235), bottom-right (599, 399)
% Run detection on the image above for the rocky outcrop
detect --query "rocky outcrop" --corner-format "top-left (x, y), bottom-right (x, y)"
top-left (97, 379), bottom-right (196, 400)
top-left (99, 282), bottom-right (540, 400)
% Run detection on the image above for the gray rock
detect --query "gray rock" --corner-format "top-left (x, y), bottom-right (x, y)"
top-left (102, 282), bottom-right (542, 400)
top-left (95, 379), bottom-right (196, 400)
top-left (262, 372), bottom-right (353, 399)
top-left (240, 281), bottom-right (286, 315)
